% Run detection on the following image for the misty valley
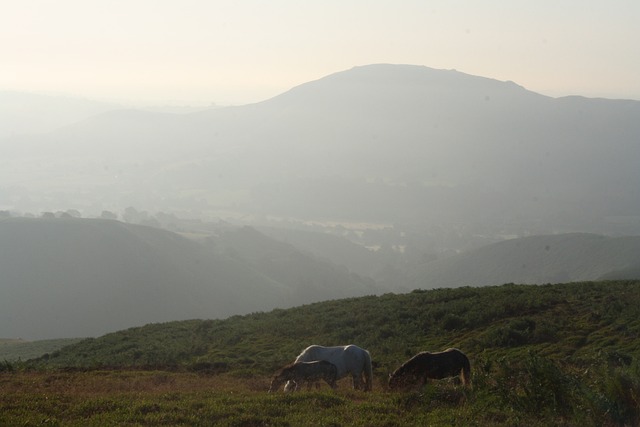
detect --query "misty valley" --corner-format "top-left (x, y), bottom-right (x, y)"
top-left (3, 64), bottom-right (640, 339)
top-left (2, 65), bottom-right (640, 425)
top-left (2, 211), bottom-right (640, 341)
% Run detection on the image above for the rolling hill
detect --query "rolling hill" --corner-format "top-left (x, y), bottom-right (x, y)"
top-left (3, 214), bottom-right (638, 341)
top-left (0, 217), bottom-right (378, 340)
top-left (400, 233), bottom-right (640, 290)
top-left (30, 281), bottom-right (640, 374)
top-left (254, 227), bottom-right (640, 290)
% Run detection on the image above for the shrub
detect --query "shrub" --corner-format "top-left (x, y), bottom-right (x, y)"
top-left (0, 360), bottom-right (15, 372)
top-left (477, 353), bottom-right (579, 417)
top-left (482, 318), bottom-right (537, 348)
top-left (593, 361), bottom-right (640, 426)
top-left (440, 313), bottom-right (466, 331)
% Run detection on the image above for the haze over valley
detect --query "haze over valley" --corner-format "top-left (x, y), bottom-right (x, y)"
top-left (2, 64), bottom-right (640, 340)
top-left (4, 65), bottom-right (640, 231)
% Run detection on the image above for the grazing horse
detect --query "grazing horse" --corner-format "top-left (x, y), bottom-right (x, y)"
top-left (269, 360), bottom-right (338, 392)
top-left (283, 344), bottom-right (373, 392)
top-left (388, 348), bottom-right (471, 390)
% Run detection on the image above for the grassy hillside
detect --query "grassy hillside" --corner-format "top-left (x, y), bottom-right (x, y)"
top-left (34, 281), bottom-right (640, 371)
top-left (6, 281), bottom-right (640, 426)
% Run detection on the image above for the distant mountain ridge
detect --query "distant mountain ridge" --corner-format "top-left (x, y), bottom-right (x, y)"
top-left (3, 64), bottom-right (638, 234)
top-left (0, 91), bottom-right (121, 138)
top-left (255, 227), bottom-right (640, 290)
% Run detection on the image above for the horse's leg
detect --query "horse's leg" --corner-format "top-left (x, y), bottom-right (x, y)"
top-left (325, 376), bottom-right (337, 390)
top-left (421, 375), bottom-right (429, 390)
top-left (352, 373), bottom-right (363, 390)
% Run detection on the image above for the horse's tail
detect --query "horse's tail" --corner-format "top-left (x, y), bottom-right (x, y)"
top-left (460, 354), bottom-right (472, 387)
top-left (362, 350), bottom-right (373, 392)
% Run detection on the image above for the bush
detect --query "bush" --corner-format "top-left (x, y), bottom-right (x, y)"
top-left (593, 361), bottom-right (640, 426)
top-left (0, 360), bottom-right (15, 372)
top-left (440, 313), bottom-right (466, 331)
top-left (481, 318), bottom-right (537, 347)
top-left (477, 353), bottom-right (578, 417)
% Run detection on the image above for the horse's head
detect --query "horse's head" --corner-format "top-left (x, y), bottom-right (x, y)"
top-left (269, 372), bottom-right (299, 392)
top-left (388, 366), bottom-right (416, 390)
top-left (269, 371), bottom-right (290, 392)
top-left (268, 376), bottom-right (281, 393)
top-left (388, 371), bottom-right (404, 390)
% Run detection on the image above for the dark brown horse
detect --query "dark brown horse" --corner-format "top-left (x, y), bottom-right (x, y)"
top-left (388, 348), bottom-right (471, 390)
top-left (269, 360), bottom-right (338, 392)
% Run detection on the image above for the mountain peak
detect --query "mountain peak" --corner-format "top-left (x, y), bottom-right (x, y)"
top-left (265, 63), bottom-right (540, 108)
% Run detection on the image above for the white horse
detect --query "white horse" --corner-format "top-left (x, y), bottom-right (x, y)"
top-left (283, 344), bottom-right (373, 392)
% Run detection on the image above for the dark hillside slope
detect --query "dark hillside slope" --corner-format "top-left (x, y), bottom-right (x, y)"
top-left (0, 218), bottom-right (378, 340)
top-left (402, 233), bottom-right (640, 289)
top-left (211, 226), bottom-right (378, 302)
top-left (256, 225), bottom-right (386, 279)
top-left (36, 281), bottom-right (640, 377)
top-left (0, 217), bottom-right (282, 339)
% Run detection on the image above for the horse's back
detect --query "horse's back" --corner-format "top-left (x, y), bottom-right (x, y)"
top-left (296, 344), bottom-right (368, 378)
top-left (297, 344), bottom-right (354, 361)
top-left (445, 348), bottom-right (469, 364)
top-left (344, 345), bottom-right (370, 366)
top-left (296, 345), bottom-right (338, 361)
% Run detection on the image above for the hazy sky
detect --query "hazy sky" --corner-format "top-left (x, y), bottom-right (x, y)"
top-left (2, 1), bottom-right (639, 106)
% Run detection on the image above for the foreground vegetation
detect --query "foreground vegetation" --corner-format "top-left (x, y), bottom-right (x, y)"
top-left (1, 359), bottom-right (639, 426)
top-left (2, 281), bottom-right (640, 425)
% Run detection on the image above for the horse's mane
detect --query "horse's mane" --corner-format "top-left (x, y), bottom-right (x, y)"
top-left (393, 352), bottom-right (429, 374)
top-left (275, 362), bottom-right (296, 376)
